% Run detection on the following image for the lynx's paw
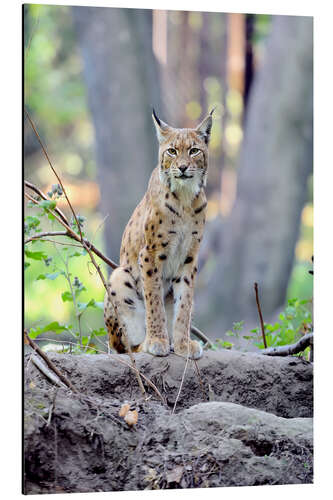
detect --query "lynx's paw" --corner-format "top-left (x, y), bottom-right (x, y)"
top-left (144, 337), bottom-right (170, 357)
top-left (174, 339), bottom-right (203, 360)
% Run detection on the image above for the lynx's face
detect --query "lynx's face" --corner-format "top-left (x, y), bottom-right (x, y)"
top-left (152, 110), bottom-right (213, 200)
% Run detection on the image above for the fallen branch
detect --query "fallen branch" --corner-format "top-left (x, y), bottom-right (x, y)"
top-left (191, 325), bottom-right (213, 349)
top-left (30, 354), bottom-right (67, 389)
top-left (260, 332), bottom-right (313, 357)
top-left (29, 336), bottom-right (166, 405)
top-left (25, 330), bottom-right (77, 392)
top-left (254, 282), bottom-right (267, 349)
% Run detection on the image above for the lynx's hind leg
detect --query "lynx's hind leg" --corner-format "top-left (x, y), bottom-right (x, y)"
top-left (104, 267), bottom-right (146, 353)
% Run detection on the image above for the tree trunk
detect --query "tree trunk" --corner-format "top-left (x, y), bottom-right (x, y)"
top-left (197, 16), bottom-right (313, 335)
top-left (72, 6), bottom-right (162, 262)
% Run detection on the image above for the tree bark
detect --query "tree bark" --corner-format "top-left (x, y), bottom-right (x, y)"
top-left (197, 16), bottom-right (313, 335)
top-left (72, 6), bottom-right (162, 261)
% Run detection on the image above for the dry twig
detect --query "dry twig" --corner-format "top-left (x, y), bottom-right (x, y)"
top-left (193, 360), bottom-right (207, 401)
top-left (30, 354), bottom-right (67, 389)
top-left (25, 330), bottom-right (77, 392)
top-left (172, 348), bottom-right (190, 414)
top-left (25, 231), bottom-right (69, 244)
top-left (254, 282), bottom-right (267, 349)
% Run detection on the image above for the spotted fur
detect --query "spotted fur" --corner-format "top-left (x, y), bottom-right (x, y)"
top-left (104, 110), bottom-right (214, 359)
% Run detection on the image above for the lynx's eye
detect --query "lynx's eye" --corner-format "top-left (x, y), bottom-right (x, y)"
top-left (189, 147), bottom-right (201, 157)
top-left (166, 148), bottom-right (177, 157)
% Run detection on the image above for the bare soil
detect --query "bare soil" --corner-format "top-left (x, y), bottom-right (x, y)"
top-left (24, 349), bottom-right (313, 494)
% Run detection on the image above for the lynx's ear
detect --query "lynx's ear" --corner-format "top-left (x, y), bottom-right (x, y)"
top-left (195, 108), bottom-right (215, 144)
top-left (152, 109), bottom-right (172, 144)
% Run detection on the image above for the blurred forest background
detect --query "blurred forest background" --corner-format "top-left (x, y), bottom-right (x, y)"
top-left (24, 4), bottom-right (313, 345)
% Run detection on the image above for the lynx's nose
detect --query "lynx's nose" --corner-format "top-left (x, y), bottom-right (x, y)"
top-left (178, 165), bottom-right (188, 173)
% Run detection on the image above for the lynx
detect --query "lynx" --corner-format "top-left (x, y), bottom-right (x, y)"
top-left (104, 109), bottom-right (214, 359)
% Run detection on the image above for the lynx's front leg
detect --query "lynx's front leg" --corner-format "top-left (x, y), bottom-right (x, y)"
top-left (139, 245), bottom-right (170, 356)
top-left (173, 246), bottom-right (203, 360)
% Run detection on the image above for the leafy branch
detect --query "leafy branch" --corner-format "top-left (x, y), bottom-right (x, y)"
top-left (24, 181), bottom-right (118, 269)
top-left (25, 108), bottom-right (145, 395)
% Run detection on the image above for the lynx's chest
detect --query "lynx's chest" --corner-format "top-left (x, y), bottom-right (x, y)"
top-left (162, 219), bottom-right (195, 281)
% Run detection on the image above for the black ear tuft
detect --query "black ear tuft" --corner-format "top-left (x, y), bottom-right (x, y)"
top-left (152, 109), bottom-right (172, 144)
top-left (152, 108), bottom-right (161, 127)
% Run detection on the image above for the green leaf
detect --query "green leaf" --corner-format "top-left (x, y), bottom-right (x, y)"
top-left (91, 327), bottom-right (107, 337)
top-left (24, 261), bottom-right (31, 270)
top-left (61, 291), bottom-right (73, 302)
top-left (68, 249), bottom-right (87, 258)
top-left (233, 321), bottom-right (244, 331)
top-left (25, 249), bottom-right (48, 261)
top-left (220, 341), bottom-right (233, 350)
top-left (77, 298), bottom-right (100, 313)
top-left (85, 347), bottom-right (98, 354)
top-left (39, 199), bottom-right (57, 210)
top-left (24, 215), bottom-right (40, 231)
top-left (29, 322), bottom-right (72, 339)
top-left (37, 272), bottom-right (61, 281)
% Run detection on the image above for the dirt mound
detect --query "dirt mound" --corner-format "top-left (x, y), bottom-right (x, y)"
top-left (24, 350), bottom-right (313, 493)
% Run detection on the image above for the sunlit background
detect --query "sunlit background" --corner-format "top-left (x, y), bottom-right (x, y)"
top-left (24, 5), bottom-right (313, 347)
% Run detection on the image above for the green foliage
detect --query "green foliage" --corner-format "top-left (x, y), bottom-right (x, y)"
top-left (250, 298), bottom-right (312, 351)
top-left (211, 321), bottom-right (244, 350)
top-left (24, 201), bottom-right (107, 354)
top-left (210, 299), bottom-right (312, 356)
top-left (25, 249), bottom-right (49, 261)
top-left (25, 215), bottom-right (40, 234)
top-left (24, 4), bottom-right (96, 181)
top-left (29, 321), bottom-right (73, 339)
